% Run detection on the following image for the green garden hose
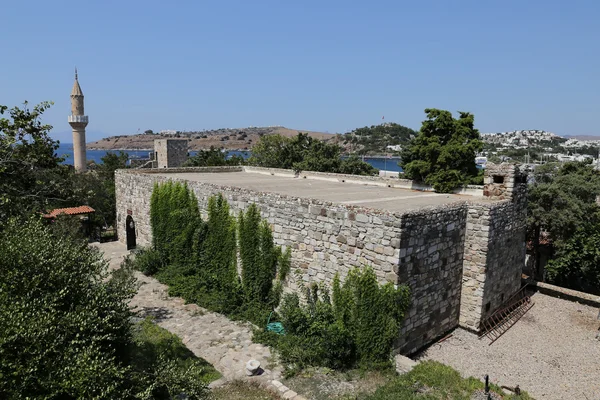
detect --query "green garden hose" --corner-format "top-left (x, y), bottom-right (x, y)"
top-left (266, 311), bottom-right (285, 335)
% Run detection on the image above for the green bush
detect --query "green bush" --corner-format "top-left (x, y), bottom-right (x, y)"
top-left (150, 181), bottom-right (201, 266)
top-left (258, 267), bottom-right (410, 373)
top-left (0, 218), bottom-right (209, 399)
top-left (146, 186), bottom-right (291, 325)
top-left (131, 247), bottom-right (165, 275)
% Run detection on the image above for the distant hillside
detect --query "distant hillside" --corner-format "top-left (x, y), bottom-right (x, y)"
top-left (341, 123), bottom-right (417, 155)
top-left (87, 126), bottom-right (335, 151)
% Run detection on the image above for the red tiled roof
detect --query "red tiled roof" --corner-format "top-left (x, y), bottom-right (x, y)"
top-left (43, 205), bottom-right (95, 218)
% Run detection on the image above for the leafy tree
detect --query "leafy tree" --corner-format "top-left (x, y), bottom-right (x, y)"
top-left (144, 129), bottom-right (154, 135)
top-left (0, 102), bottom-right (71, 222)
top-left (150, 181), bottom-right (201, 265)
top-left (338, 155), bottom-right (379, 176)
top-left (258, 267), bottom-right (410, 372)
top-left (184, 146), bottom-right (245, 167)
top-left (546, 225), bottom-right (600, 294)
top-left (70, 151), bottom-right (129, 229)
top-left (528, 160), bottom-right (600, 284)
top-left (0, 217), bottom-right (210, 399)
top-left (0, 217), bottom-right (133, 398)
top-left (249, 133), bottom-right (377, 175)
top-left (196, 194), bottom-right (240, 313)
top-left (248, 134), bottom-right (299, 168)
top-left (400, 109), bottom-right (483, 193)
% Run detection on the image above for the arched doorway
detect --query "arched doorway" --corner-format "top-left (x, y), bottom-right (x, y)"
top-left (126, 215), bottom-right (136, 250)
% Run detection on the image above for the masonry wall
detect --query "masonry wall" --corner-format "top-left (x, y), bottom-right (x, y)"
top-left (396, 206), bottom-right (467, 354)
top-left (460, 163), bottom-right (527, 330)
top-left (115, 170), bottom-right (405, 288)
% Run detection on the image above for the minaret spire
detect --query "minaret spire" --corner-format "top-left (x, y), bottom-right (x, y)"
top-left (68, 69), bottom-right (89, 172)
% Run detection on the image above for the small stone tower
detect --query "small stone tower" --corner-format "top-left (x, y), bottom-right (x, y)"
top-left (68, 69), bottom-right (88, 172)
top-left (154, 139), bottom-right (188, 168)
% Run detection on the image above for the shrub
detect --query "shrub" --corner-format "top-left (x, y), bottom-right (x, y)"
top-left (150, 181), bottom-right (201, 266)
top-left (0, 218), bottom-right (134, 399)
top-left (131, 247), bottom-right (164, 275)
top-left (259, 267), bottom-right (410, 372)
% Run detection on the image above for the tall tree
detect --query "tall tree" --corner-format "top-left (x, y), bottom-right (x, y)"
top-left (184, 146), bottom-right (244, 167)
top-left (527, 160), bottom-right (600, 282)
top-left (400, 109), bottom-right (483, 193)
top-left (0, 102), bottom-right (70, 222)
top-left (249, 133), bottom-right (377, 175)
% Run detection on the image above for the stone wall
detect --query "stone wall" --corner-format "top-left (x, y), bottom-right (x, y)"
top-left (396, 205), bottom-right (467, 354)
top-left (115, 170), bottom-right (406, 288)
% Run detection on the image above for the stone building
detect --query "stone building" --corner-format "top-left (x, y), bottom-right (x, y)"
top-left (154, 139), bottom-right (188, 168)
top-left (129, 139), bottom-right (189, 169)
top-left (115, 163), bottom-right (527, 355)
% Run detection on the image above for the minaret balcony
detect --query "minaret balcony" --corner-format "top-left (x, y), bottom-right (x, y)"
top-left (68, 115), bottom-right (88, 123)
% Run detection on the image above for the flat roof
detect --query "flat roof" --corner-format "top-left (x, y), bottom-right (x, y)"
top-left (153, 171), bottom-right (477, 212)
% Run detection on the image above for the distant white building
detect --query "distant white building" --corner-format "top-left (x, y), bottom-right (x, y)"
top-left (386, 144), bottom-right (402, 152)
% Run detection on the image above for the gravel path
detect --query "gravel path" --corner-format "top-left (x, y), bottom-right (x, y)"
top-left (420, 293), bottom-right (600, 400)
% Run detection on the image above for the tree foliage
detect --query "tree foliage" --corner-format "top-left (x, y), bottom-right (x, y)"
top-left (546, 226), bottom-right (600, 294)
top-left (0, 217), bottom-right (211, 399)
top-left (249, 133), bottom-right (378, 175)
top-left (0, 218), bottom-right (133, 398)
top-left (146, 185), bottom-right (290, 323)
top-left (184, 146), bottom-right (245, 167)
top-left (256, 267), bottom-right (410, 372)
top-left (0, 101), bottom-right (128, 233)
top-left (150, 181), bottom-right (201, 265)
top-left (400, 109), bottom-right (483, 192)
top-left (0, 102), bottom-right (71, 222)
top-left (528, 160), bottom-right (600, 290)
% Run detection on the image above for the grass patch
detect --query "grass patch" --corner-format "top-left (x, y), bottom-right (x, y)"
top-left (360, 361), bottom-right (533, 400)
top-left (132, 317), bottom-right (221, 384)
top-left (211, 381), bottom-right (279, 400)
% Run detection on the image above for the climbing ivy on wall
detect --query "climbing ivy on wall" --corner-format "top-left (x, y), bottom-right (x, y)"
top-left (332, 268), bottom-right (410, 367)
top-left (150, 181), bottom-right (201, 266)
top-left (239, 204), bottom-right (277, 304)
top-left (146, 184), bottom-right (289, 324)
top-left (195, 193), bottom-right (241, 314)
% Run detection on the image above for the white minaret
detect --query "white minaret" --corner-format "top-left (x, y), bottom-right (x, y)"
top-left (68, 68), bottom-right (88, 172)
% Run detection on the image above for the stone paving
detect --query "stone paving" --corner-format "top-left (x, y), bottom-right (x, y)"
top-left (95, 241), bottom-right (306, 400)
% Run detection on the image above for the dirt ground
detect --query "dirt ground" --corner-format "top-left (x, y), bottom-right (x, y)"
top-left (420, 293), bottom-right (600, 400)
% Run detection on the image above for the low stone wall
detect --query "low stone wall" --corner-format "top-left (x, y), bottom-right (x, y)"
top-left (243, 166), bottom-right (484, 197)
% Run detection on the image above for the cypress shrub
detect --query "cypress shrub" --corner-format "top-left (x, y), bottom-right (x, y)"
top-left (261, 266), bottom-right (411, 372)
top-left (195, 193), bottom-right (241, 313)
top-left (239, 204), bottom-right (278, 305)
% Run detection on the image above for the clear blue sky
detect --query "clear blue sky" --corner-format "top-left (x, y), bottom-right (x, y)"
top-left (2, 0), bottom-right (599, 142)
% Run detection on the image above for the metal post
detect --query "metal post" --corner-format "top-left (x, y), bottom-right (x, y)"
top-left (484, 374), bottom-right (490, 399)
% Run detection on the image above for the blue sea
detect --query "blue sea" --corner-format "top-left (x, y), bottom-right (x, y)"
top-left (57, 143), bottom-right (404, 172)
